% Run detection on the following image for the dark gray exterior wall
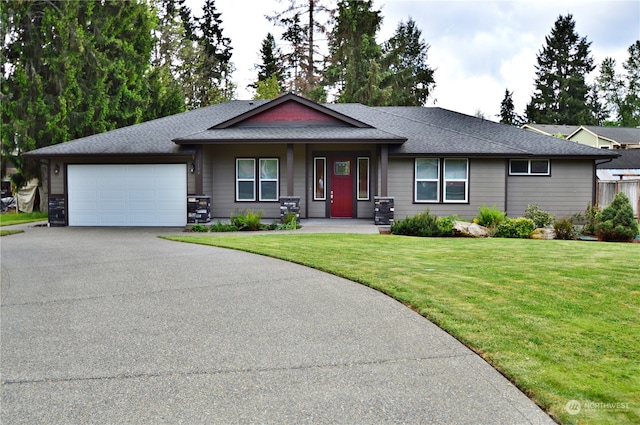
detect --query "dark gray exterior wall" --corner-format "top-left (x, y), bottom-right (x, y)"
top-left (506, 159), bottom-right (594, 218)
top-left (387, 157), bottom-right (506, 220)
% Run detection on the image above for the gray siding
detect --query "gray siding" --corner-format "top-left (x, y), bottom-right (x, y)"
top-left (388, 158), bottom-right (506, 220)
top-left (207, 144), bottom-right (287, 219)
top-left (507, 159), bottom-right (594, 218)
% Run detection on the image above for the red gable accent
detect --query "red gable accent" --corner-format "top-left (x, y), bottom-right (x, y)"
top-left (237, 100), bottom-right (343, 126)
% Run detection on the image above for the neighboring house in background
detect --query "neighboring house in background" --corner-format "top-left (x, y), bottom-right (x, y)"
top-left (521, 124), bottom-right (579, 139)
top-left (567, 126), bottom-right (640, 150)
top-left (596, 149), bottom-right (640, 218)
top-left (25, 93), bottom-right (617, 227)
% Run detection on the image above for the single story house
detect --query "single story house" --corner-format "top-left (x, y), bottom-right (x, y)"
top-left (567, 126), bottom-right (640, 150)
top-left (521, 124), bottom-right (579, 139)
top-left (25, 93), bottom-right (618, 227)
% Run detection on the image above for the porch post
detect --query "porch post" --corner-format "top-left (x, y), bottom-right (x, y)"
top-left (380, 144), bottom-right (388, 197)
top-left (194, 145), bottom-right (203, 195)
top-left (287, 143), bottom-right (294, 196)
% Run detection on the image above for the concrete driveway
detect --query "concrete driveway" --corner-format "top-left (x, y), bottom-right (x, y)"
top-left (0, 225), bottom-right (555, 424)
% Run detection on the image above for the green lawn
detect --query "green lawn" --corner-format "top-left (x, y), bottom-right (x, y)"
top-left (166, 233), bottom-right (639, 425)
top-left (0, 212), bottom-right (47, 226)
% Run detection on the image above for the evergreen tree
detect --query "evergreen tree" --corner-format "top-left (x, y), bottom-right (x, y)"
top-left (596, 40), bottom-right (640, 127)
top-left (381, 18), bottom-right (435, 106)
top-left (268, 0), bottom-right (331, 98)
top-left (192, 0), bottom-right (235, 107)
top-left (326, 0), bottom-right (388, 105)
top-left (253, 74), bottom-right (283, 100)
top-left (498, 89), bottom-right (522, 125)
top-left (252, 33), bottom-right (285, 91)
top-left (1, 0), bottom-right (157, 185)
top-left (525, 14), bottom-right (597, 125)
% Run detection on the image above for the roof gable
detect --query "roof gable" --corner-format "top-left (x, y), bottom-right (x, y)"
top-left (212, 93), bottom-right (371, 129)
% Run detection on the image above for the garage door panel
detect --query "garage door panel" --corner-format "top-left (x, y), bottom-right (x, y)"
top-left (68, 164), bottom-right (186, 227)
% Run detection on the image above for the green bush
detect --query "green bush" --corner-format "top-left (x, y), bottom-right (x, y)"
top-left (475, 204), bottom-right (506, 228)
top-left (209, 220), bottom-right (238, 232)
top-left (494, 217), bottom-right (535, 239)
top-left (437, 215), bottom-right (458, 237)
top-left (595, 193), bottom-right (639, 242)
top-left (191, 224), bottom-right (208, 232)
top-left (524, 203), bottom-right (555, 228)
top-left (276, 212), bottom-right (300, 230)
top-left (391, 210), bottom-right (443, 237)
top-left (553, 217), bottom-right (577, 240)
top-left (230, 209), bottom-right (267, 231)
top-left (581, 203), bottom-right (600, 235)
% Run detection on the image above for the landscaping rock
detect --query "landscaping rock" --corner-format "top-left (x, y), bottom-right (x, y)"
top-left (453, 221), bottom-right (491, 237)
top-left (531, 228), bottom-right (556, 240)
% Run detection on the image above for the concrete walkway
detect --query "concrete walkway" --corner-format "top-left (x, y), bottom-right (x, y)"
top-left (0, 224), bottom-right (555, 424)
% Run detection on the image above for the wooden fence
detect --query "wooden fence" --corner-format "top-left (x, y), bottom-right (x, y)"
top-left (597, 180), bottom-right (640, 219)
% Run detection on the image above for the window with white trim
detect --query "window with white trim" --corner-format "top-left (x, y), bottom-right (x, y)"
top-left (236, 158), bottom-right (279, 201)
top-left (236, 158), bottom-right (256, 201)
top-left (443, 158), bottom-right (468, 202)
top-left (314, 157), bottom-right (326, 200)
top-left (415, 158), bottom-right (469, 203)
top-left (415, 158), bottom-right (440, 202)
top-left (259, 159), bottom-right (279, 201)
top-left (509, 159), bottom-right (550, 175)
top-left (357, 157), bottom-right (369, 200)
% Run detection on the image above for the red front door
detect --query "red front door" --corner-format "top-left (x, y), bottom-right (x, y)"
top-left (330, 158), bottom-right (353, 217)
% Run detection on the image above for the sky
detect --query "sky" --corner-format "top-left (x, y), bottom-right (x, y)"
top-left (185, 0), bottom-right (640, 120)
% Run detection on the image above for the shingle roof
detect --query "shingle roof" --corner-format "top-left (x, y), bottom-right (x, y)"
top-left (25, 96), bottom-right (617, 159)
top-left (174, 126), bottom-right (405, 143)
top-left (521, 124), bottom-right (579, 137)
top-left (577, 126), bottom-right (640, 145)
top-left (596, 149), bottom-right (640, 169)
top-left (329, 105), bottom-right (615, 157)
top-left (24, 100), bottom-right (267, 157)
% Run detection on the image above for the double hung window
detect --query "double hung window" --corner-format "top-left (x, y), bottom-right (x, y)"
top-left (415, 158), bottom-right (469, 203)
top-left (236, 158), bottom-right (279, 201)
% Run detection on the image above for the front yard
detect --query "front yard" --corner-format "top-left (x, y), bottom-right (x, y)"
top-left (166, 234), bottom-right (639, 425)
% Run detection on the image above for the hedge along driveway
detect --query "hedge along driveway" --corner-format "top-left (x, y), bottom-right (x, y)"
top-left (167, 234), bottom-right (640, 425)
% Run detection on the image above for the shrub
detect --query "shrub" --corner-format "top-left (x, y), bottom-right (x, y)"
top-left (276, 212), bottom-right (300, 230)
top-left (391, 210), bottom-right (443, 237)
top-left (524, 203), bottom-right (555, 228)
top-left (581, 203), bottom-right (600, 235)
top-left (595, 193), bottom-right (639, 242)
top-left (437, 215), bottom-right (458, 237)
top-left (230, 209), bottom-right (267, 231)
top-left (553, 217), bottom-right (577, 240)
top-left (475, 204), bottom-right (505, 229)
top-left (494, 217), bottom-right (535, 239)
top-left (191, 224), bottom-right (208, 232)
top-left (210, 220), bottom-right (238, 232)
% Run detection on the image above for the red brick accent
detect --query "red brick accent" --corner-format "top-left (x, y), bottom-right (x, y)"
top-left (242, 100), bottom-right (342, 124)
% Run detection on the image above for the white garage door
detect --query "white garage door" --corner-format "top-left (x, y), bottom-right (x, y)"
top-left (68, 164), bottom-right (186, 226)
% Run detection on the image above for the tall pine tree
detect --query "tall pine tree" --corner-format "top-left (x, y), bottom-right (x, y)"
top-left (525, 14), bottom-right (597, 125)
top-left (326, 0), bottom-right (388, 105)
top-left (268, 0), bottom-right (331, 100)
top-left (498, 89), bottom-right (522, 125)
top-left (381, 18), bottom-right (435, 106)
top-left (596, 40), bottom-right (640, 127)
top-left (252, 33), bottom-right (285, 92)
top-left (1, 0), bottom-right (157, 186)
